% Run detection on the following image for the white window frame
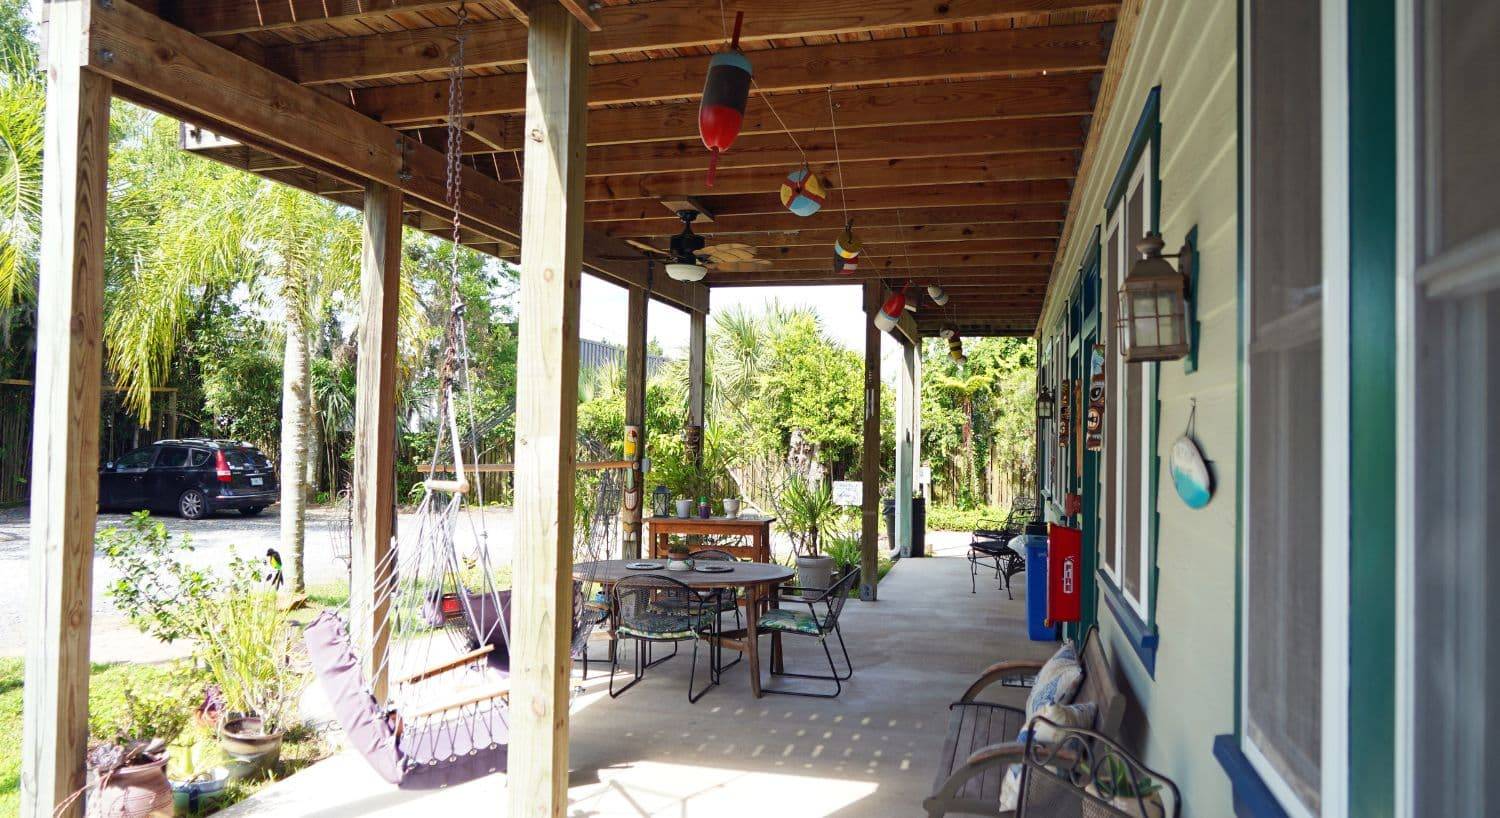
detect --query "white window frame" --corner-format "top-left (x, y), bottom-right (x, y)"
top-left (1101, 156), bottom-right (1156, 622)
top-left (1235, 1), bottom-right (1351, 814)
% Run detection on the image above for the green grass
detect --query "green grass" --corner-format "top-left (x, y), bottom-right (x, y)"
top-left (0, 657), bottom-right (331, 816)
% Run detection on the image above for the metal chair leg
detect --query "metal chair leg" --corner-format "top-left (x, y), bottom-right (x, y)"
top-left (687, 636), bottom-right (714, 703)
top-left (609, 638), bottom-right (645, 698)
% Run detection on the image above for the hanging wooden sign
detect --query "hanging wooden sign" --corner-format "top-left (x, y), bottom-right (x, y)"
top-left (1086, 344), bottom-right (1106, 451)
top-left (1058, 378), bottom-right (1072, 447)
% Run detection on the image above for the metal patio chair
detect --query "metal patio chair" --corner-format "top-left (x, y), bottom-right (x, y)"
top-left (969, 501), bottom-right (1042, 597)
top-left (690, 548), bottom-right (745, 677)
top-left (1016, 716), bottom-right (1180, 818)
top-left (609, 573), bottom-right (717, 703)
top-left (758, 566), bottom-right (860, 698)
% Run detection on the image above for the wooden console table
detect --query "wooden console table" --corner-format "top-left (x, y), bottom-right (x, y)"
top-left (647, 515), bottom-right (775, 563)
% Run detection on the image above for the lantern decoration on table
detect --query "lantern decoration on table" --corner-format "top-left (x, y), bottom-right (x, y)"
top-left (1117, 231), bottom-right (1194, 362)
top-left (780, 165), bottom-right (826, 216)
top-left (873, 288), bottom-right (907, 332)
top-left (698, 11), bottom-right (751, 188)
top-left (926, 284), bottom-right (949, 306)
top-left (651, 485), bottom-right (672, 519)
top-left (834, 220), bottom-right (863, 275)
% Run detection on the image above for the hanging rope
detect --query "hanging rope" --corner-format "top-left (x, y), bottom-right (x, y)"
top-left (827, 87), bottom-right (851, 224)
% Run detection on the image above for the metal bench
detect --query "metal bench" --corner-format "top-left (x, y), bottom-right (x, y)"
top-left (924, 627), bottom-right (1125, 818)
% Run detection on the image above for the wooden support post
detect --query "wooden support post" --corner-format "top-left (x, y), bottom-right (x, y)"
top-left (860, 282), bottom-right (882, 601)
top-left (510, 5), bottom-right (587, 817)
top-left (894, 340), bottom-right (916, 556)
top-left (622, 284), bottom-right (649, 559)
top-left (913, 346), bottom-right (926, 502)
top-left (21, 1), bottom-right (109, 813)
top-left (687, 307), bottom-right (707, 464)
top-left (350, 183), bottom-right (403, 703)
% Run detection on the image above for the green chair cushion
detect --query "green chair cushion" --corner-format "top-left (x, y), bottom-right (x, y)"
top-left (616, 609), bottom-right (715, 640)
top-left (758, 608), bottom-right (832, 636)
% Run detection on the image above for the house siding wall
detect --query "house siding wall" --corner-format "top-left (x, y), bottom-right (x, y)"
top-left (1040, 1), bottom-right (1239, 815)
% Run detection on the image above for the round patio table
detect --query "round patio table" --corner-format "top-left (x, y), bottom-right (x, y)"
top-left (574, 559), bottom-right (795, 698)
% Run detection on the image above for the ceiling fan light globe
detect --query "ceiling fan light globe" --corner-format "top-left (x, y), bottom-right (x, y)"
top-left (665, 262), bottom-right (708, 282)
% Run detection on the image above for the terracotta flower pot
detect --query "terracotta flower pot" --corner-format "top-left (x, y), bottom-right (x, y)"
top-left (92, 755), bottom-right (173, 818)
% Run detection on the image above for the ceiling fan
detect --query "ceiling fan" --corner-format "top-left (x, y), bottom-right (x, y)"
top-left (661, 209), bottom-right (770, 281)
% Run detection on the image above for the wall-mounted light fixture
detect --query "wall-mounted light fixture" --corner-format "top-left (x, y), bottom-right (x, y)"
top-left (1117, 231), bottom-right (1193, 362)
top-left (1036, 384), bottom-right (1056, 421)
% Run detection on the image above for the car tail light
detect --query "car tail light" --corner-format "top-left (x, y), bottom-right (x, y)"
top-left (214, 450), bottom-right (232, 483)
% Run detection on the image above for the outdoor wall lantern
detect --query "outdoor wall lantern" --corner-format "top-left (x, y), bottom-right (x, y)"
top-left (1036, 384), bottom-right (1056, 421)
top-left (1117, 231), bottom-right (1193, 362)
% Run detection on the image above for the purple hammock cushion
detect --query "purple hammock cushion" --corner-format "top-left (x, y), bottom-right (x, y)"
top-left (303, 611), bottom-right (405, 784)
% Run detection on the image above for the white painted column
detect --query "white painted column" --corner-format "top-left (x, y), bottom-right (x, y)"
top-left (895, 340), bottom-right (917, 556)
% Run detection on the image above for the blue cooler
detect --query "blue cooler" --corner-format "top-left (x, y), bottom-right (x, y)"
top-left (1012, 533), bottom-right (1058, 641)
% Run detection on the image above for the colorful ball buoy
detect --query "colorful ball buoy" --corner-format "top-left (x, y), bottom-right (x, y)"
top-left (698, 14), bottom-right (752, 188)
top-left (834, 222), bottom-right (862, 275)
top-left (874, 290), bottom-right (906, 332)
top-left (926, 284), bottom-right (949, 306)
top-left (780, 166), bottom-right (826, 217)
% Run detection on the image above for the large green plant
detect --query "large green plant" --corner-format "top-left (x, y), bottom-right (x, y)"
top-left (97, 512), bottom-right (224, 643)
top-left (776, 477), bottom-right (837, 557)
top-left (196, 589), bottom-right (309, 735)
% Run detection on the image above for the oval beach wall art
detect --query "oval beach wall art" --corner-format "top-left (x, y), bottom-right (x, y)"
top-left (1170, 435), bottom-right (1214, 509)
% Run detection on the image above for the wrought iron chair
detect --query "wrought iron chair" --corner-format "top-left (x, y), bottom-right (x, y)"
top-left (609, 573), bottom-right (717, 702)
top-left (758, 566), bottom-right (859, 698)
top-left (689, 548), bottom-right (746, 677)
top-left (969, 502), bottom-right (1042, 597)
top-left (1016, 716), bottom-right (1180, 818)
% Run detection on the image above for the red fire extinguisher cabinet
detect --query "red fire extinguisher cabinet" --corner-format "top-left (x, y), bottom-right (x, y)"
top-left (1047, 523), bottom-right (1083, 624)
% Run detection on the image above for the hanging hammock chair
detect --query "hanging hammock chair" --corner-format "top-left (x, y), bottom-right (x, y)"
top-left (302, 5), bottom-right (612, 784)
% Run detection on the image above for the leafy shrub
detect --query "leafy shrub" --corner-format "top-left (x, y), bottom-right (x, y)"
top-left (776, 478), bottom-right (837, 557)
top-left (196, 589), bottom-right (310, 735)
top-left (925, 504), bottom-right (1013, 532)
top-left (96, 512), bottom-right (218, 643)
top-left (87, 665), bottom-right (198, 746)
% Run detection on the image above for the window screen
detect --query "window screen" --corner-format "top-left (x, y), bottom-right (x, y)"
top-left (1243, 0), bottom-right (1323, 811)
top-left (1409, 2), bottom-right (1500, 815)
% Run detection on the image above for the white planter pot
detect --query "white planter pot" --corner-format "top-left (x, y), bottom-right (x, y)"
top-left (722, 498), bottom-right (740, 518)
top-left (675, 499), bottom-right (694, 518)
top-left (796, 555), bottom-right (836, 591)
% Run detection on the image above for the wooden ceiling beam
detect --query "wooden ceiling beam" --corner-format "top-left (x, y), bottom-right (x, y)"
top-left (583, 151), bottom-right (1080, 201)
top-left (647, 221), bottom-right (1063, 247)
top-left (354, 24), bottom-right (1113, 124)
top-left (705, 266), bottom-right (1053, 285)
top-left (752, 239), bottom-right (1059, 261)
top-left (749, 252), bottom-right (1058, 272)
top-left (586, 180), bottom-right (1072, 222)
top-left (600, 203), bottom-right (1070, 238)
top-left (403, 75), bottom-right (1097, 148)
top-left (93, 0), bottom-right (706, 312)
top-left (252, 3), bottom-right (1116, 84)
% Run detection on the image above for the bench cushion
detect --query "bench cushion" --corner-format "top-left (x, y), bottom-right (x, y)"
top-left (934, 703), bottom-right (1027, 805)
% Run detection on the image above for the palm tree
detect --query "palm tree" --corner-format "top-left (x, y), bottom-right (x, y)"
top-left (930, 371), bottom-right (993, 505)
top-left (0, 20), bottom-right (43, 360)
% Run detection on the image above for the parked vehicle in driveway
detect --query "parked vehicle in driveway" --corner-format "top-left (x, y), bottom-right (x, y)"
top-left (99, 439), bottom-right (279, 519)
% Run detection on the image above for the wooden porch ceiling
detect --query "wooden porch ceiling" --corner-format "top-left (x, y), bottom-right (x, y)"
top-left (168, 0), bottom-right (1122, 335)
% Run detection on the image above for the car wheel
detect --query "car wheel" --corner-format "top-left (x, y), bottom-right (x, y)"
top-left (179, 489), bottom-right (208, 520)
top-left (240, 506), bottom-right (265, 517)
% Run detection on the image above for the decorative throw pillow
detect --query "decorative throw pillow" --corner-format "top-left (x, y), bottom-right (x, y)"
top-left (999, 762), bottom-right (1023, 812)
top-left (1028, 701), bottom-right (1098, 744)
top-left (1025, 643), bottom-right (1084, 718)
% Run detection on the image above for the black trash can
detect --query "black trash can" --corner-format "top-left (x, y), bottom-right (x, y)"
top-left (883, 496), bottom-right (928, 558)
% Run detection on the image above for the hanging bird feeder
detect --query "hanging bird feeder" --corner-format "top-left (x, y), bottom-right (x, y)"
top-left (926, 284), bottom-right (949, 306)
top-left (780, 164), bottom-right (826, 217)
top-left (698, 12), bottom-right (751, 188)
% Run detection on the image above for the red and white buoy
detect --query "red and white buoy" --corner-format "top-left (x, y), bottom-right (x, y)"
top-left (697, 12), bottom-right (751, 188)
top-left (874, 289), bottom-right (907, 332)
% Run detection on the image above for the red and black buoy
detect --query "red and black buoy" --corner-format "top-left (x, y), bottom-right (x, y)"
top-left (698, 12), bottom-right (751, 188)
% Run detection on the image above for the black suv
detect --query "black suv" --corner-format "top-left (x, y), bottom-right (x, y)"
top-left (99, 439), bottom-right (279, 519)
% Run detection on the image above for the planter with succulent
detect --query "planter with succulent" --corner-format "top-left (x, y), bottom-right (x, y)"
top-left (777, 478), bottom-right (838, 590)
top-left (85, 672), bottom-right (194, 818)
top-left (1082, 756), bottom-right (1166, 818)
top-left (666, 541), bottom-right (693, 571)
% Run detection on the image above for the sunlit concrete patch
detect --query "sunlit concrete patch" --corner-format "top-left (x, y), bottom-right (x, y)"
top-left (568, 761), bottom-right (877, 816)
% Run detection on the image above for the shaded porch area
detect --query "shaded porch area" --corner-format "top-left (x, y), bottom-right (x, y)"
top-left (221, 540), bottom-right (1052, 817)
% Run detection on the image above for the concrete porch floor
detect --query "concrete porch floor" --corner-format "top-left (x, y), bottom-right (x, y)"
top-left (221, 536), bottom-right (1054, 817)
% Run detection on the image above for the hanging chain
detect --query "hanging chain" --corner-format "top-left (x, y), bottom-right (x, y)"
top-left (436, 1), bottom-right (470, 468)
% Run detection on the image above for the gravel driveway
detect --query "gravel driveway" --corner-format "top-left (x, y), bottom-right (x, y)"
top-left (0, 503), bottom-right (515, 659)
